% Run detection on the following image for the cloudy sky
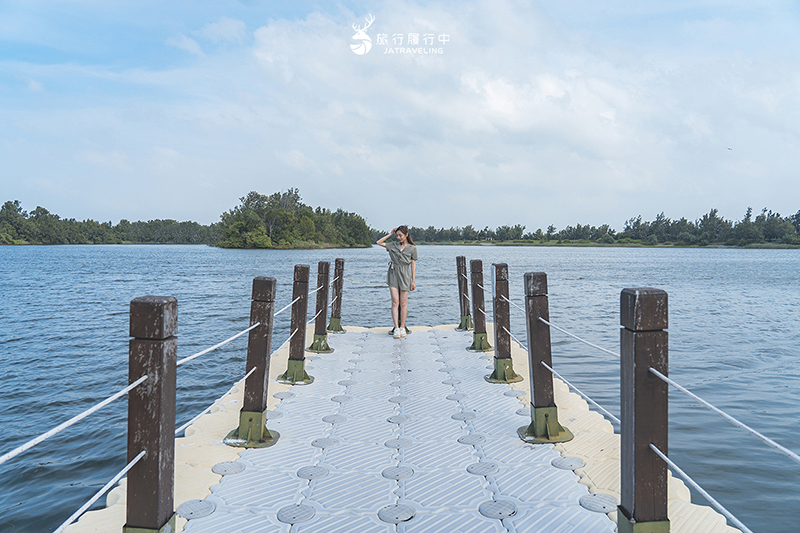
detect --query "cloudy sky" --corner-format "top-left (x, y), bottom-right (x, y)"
top-left (2, 1), bottom-right (799, 231)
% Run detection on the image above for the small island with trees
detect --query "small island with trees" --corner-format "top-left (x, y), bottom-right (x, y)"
top-left (1, 189), bottom-right (799, 248)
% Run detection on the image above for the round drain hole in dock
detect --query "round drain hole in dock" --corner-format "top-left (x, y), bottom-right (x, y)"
top-left (277, 503), bottom-right (316, 524)
top-left (478, 499), bottom-right (517, 519)
top-left (297, 465), bottom-right (329, 479)
top-left (391, 368), bottom-right (410, 374)
top-left (467, 462), bottom-right (499, 476)
top-left (552, 457), bottom-right (585, 470)
top-left (442, 379), bottom-right (461, 385)
top-left (486, 365), bottom-right (494, 370)
top-left (338, 379), bottom-right (358, 386)
top-left (384, 437), bottom-right (413, 449)
top-left (447, 393), bottom-right (467, 401)
top-left (504, 390), bottom-right (525, 397)
top-left (311, 437), bottom-right (339, 448)
top-left (438, 367), bottom-right (455, 372)
top-left (388, 395), bottom-right (409, 404)
top-left (177, 499), bottom-right (216, 519)
top-left (211, 461), bottom-right (245, 476)
top-left (435, 358), bottom-right (447, 363)
top-left (390, 380), bottom-right (408, 387)
top-left (458, 434), bottom-right (486, 445)
top-left (387, 414), bottom-right (410, 424)
top-left (265, 410), bottom-right (285, 420)
top-left (273, 391), bottom-right (295, 399)
top-left (382, 466), bottom-right (414, 480)
top-left (344, 368), bottom-right (360, 374)
top-left (322, 414), bottom-right (347, 424)
top-left (515, 408), bottom-right (529, 417)
top-left (331, 395), bottom-right (352, 403)
top-left (378, 504), bottom-right (416, 523)
top-left (580, 493), bottom-right (618, 514)
top-left (451, 411), bottom-right (477, 421)
top-left (348, 358), bottom-right (360, 364)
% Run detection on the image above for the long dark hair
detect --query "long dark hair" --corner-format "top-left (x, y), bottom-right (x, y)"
top-left (396, 225), bottom-right (414, 245)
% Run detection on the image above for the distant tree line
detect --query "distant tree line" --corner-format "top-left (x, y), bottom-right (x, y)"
top-left (217, 189), bottom-right (373, 248)
top-left (0, 200), bottom-right (220, 245)
top-left (388, 207), bottom-right (800, 246)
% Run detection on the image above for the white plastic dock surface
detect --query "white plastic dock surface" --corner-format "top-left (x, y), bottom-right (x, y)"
top-left (181, 328), bottom-right (616, 533)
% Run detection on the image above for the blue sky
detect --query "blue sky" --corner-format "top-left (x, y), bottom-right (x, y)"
top-left (2, 1), bottom-right (800, 230)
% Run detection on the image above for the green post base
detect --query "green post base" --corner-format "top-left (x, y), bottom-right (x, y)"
top-left (485, 357), bottom-right (523, 383)
top-left (455, 315), bottom-right (474, 331)
top-left (123, 514), bottom-right (176, 533)
top-left (223, 410), bottom-right (280, 449)
top-left (327, 317), bottom-right (345, 333)
top-left (277, 359), bottom-right (314, 385)
top-left (617, 507), bottom-right (670, 533)
top-left (467, 332), bottom-right (493, 351)
top-left (307, 333), bottom-right (334, 353)
top-left (517, 406), bottom-right (574, 444)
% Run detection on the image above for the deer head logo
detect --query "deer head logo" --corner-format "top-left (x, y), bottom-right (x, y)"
top-left (350, 14), bottom-right (375, 55)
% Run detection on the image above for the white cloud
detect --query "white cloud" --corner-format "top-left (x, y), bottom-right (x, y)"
top-left (4, 0), bottom-right (800, 229)
top-left (166, 33), bottom-right (203, 56)
top-left (198, 16), bottom-right (247, 43)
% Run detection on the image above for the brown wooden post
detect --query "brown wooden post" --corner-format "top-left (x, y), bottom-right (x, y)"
top-left (517, 273), bottom-right (573, 443)
top-left (125, 296), bottom-right (177, 533)
top-left (308, 261), bottom-right (333, 353)
top-left (485, 263), bottom-right (521, 383)
top-left (225, 277), bottom-right (280, 448)
top-left (277, 265), bottom-right (313, 384)
top-left (467, 259), bottom-right (492, 351)
top-left (327, 258), bottom-right (345, 333)
top-left (619, 288), bottom-right (669, 533)
top-left (455, 256), bottom-right (473, 331)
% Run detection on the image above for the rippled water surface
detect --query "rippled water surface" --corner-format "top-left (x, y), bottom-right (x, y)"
top-left (0, 245), bottom-right (798, 532)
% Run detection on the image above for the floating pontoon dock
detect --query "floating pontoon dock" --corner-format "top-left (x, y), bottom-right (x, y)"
top-left (66, 324), bottom-right (739, 533)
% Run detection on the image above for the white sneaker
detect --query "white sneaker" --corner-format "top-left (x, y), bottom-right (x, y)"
top-left (393, 328), bottom-right (402, 338)
top-left (400, 328), bottom-right (407, 337)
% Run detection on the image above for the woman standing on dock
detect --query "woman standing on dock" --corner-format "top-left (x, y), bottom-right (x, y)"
top-left (376, 226), bottom-right (417, 338)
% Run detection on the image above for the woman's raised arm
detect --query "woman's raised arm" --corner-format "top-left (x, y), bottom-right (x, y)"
top-left (376, 227), bottom-right (397, 248)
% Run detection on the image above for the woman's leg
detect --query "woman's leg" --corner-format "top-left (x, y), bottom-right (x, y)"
top-left (390, 287), bottom-right (400, 329)
top-left (399, 290), bottom-right (409, 329)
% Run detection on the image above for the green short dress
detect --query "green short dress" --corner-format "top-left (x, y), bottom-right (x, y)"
top-left (386, 242), bottom-right (418, 291)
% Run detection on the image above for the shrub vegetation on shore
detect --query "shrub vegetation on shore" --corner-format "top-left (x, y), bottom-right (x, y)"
top-left (3, 195), bottom-right (799, 248)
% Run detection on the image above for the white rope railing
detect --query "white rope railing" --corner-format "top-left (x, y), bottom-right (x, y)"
top-left (649, 368), bottom-right (800, 465)
top-left (53, 449), bottom-right (147, 533)
top-left (501, 295), bottom-right (525, 313)
top-left (541, 361), bottom-right (621, 425)
top-left (274, 296), bottom-right (301, 317)
top-left (0, 375), bottom-right (149, 467)
top-left (308, 285), bottom-right (323, 295)
top-left (175, 366), bottom-right (258, 436)
top-left (499, 325), bottom-right (620, 425)
top-left (538, 317), bottom-right (619, 359)
top-left (650, 444), bottom-right (754, 533)
top-left (177, 323), bottom-right (259, 367)
top-left (536, 315), bottom-right (800, 467)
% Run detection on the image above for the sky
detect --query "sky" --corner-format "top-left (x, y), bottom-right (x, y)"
top-left (2, 0), bottom-right (800, 231)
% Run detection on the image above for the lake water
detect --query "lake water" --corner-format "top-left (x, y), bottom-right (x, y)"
top-left (0, 244), bottom-right (798, 532)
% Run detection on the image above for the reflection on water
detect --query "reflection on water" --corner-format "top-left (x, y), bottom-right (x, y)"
top-left (0, 244), bottom-right (798, 532)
